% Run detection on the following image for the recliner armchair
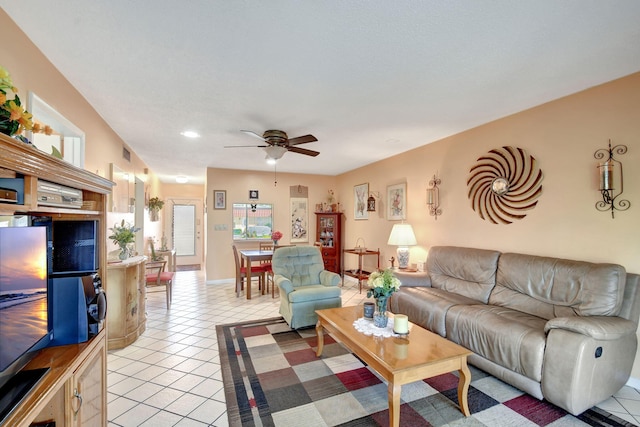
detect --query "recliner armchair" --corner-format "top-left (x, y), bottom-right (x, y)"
top-left (272, 246), bottom-right (342, 328)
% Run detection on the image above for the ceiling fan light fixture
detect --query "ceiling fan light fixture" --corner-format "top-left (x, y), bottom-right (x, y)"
top-left (264, 145), bottom-right (287, 160)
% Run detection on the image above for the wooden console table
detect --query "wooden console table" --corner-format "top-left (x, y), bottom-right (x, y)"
top-left (342, 248), bottom-right (380, 293)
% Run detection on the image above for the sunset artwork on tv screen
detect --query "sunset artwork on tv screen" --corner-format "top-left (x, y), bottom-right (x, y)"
top-left (0, 225), bottom-right (49, 376)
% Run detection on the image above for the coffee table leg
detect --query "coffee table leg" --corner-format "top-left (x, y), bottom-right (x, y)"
top-left (388, 382), bottom-right (401, 427)
top-left (457, 359), bottom-right (471, 416)
top-left (315, 320), bottom-right (325, 357)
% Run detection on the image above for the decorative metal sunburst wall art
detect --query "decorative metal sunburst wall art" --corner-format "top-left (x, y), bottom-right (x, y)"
top-left (467, 146), bottom-right (543, 224)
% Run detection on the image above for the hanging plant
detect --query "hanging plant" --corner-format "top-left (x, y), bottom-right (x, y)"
top-left (148, 196), bottom-right (164, 221)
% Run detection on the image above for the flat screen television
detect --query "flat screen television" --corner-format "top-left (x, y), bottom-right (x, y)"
top-left (0, 215), bottom-right (52, 392)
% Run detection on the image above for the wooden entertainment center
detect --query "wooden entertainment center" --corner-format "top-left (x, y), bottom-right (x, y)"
top-left (0, 134), bottom-right (112, 426)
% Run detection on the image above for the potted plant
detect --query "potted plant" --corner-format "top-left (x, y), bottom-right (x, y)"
top-left (108, 220), bottom-right (140, 260)
top-left (148, 196), bottom-right (164, 222)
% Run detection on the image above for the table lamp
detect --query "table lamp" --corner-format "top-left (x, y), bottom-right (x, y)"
top-left (387, 223), bottom-right (417, 269)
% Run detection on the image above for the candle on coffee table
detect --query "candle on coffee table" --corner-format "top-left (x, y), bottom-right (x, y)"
top-left (394, 314), bottom-right (409, 334)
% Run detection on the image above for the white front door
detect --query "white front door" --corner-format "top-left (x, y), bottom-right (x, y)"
top-left (167, 199), bottom-right (204, 267)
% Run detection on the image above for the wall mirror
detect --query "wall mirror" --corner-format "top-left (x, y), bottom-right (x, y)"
top-left (27, 92), bottom-right (85, 168)
top-left (110, 163), bottom-right (133, 213)
top-left (232, 203), bottom-right (273, 240)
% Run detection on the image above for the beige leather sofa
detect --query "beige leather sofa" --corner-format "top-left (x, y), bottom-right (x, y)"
top-left (390, 246), bottom-right (640, 415)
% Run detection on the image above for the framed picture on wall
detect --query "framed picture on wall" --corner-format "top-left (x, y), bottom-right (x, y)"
top-left (354, 183), bottom-right (369, 220)
top-left (214, 190), bottom-right (226, 209)
top-left (387, 182), bottom-right (406, 220)
top-left (249, 190), bottom-right (259, 200)
top-left (290, 197), bottom-right (309, 243)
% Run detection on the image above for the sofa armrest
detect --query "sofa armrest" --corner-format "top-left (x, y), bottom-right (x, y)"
top-left (544, 316), bottom-right (636, 340)
top-left (274, 275), bottom-right (294, 295)
top-left (394, 270), bottom-right (431, 287)
top-left (320, 270), bottom-right (341, 286)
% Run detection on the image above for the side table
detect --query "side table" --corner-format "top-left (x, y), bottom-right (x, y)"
top-left (343, 248), bottom-right (380, 293)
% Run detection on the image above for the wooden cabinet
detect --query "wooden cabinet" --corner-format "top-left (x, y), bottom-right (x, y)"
top-left (106, 256), bottom-right (147, 350)
top-left (315, 212), bottom-right (343, 274)
top-left (0, 133), bottom-right (112, 427)
top-left (4, 327), bottom-right (108, 427)
top-left (67, 334), bottom-right (106, 426)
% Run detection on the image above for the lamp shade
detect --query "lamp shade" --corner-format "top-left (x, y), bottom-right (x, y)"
top-left (387, 224), bottom-right (417, 246)
top-left (264, 145), bottom-right (287, 160)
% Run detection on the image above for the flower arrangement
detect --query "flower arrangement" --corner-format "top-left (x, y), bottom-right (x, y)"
top-left (271, 230), bottom-right (283, 242)
top-left (148, 196), bottom-right (164, 211)
top-left (366, 268), bottom-right (401, 299)
top-left (108, 220), bottom-right (140, 248)
top-left (0, 65), bottom-right (33, 137)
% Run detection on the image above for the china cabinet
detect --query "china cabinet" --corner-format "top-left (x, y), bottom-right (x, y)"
top-left (314, 212), bottom-right (343, 274)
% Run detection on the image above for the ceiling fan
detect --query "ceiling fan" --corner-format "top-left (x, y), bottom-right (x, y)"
top-left (225, 129), bottom-right (319, 159)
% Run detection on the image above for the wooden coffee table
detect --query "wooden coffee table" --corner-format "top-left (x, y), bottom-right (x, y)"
top-left (315, 305), bottom-right (471, 427)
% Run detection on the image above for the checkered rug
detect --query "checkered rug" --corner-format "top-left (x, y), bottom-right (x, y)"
top-left (217, 317), bottom-right (635, 427)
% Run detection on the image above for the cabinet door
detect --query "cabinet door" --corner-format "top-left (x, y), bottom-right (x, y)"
top-left (69, 338), bottom-right (106, 426)
top-left (125, 266), bottom-right (139, 334)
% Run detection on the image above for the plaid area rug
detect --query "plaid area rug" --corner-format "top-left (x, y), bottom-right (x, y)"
top-left (217, 317), bottom-right (636, 427)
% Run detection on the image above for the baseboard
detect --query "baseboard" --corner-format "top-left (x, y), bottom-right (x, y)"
top-left (207, 279), bottom-right (234, 285)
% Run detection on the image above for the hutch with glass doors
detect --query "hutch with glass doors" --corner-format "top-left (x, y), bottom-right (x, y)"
top-left (315, 212), bottom-right (343, 274)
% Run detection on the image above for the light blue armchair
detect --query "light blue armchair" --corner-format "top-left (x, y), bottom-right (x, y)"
top-left (272, 246), bottom-right (342, 328)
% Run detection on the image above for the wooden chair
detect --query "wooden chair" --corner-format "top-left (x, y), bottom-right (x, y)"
top-left (259, 242), bottom-right (275, 296)
top-left (232, 245), bottom-right (266, 296)
top-left (145, 260), bottom-right (174, 308)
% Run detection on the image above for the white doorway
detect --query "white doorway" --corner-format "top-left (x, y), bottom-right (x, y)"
top-left (167, 199), bottom-right (204, 267)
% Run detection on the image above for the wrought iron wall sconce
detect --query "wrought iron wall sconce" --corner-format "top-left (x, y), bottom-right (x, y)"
top-left (426, 174), bottom-right (442, 220)
top-left (594, 139), bottom-right (629, 218)
top-left (367, 191), bottom-right (380, 212)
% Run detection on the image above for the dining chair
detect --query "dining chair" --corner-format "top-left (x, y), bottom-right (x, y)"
top-left (232, 245), bottom-right (267, 296)
top-left (145, 260), bottom-right (174, 308)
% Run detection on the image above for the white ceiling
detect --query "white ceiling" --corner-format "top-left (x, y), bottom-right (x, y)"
top-left (3, 1), bottom-right (640, 184)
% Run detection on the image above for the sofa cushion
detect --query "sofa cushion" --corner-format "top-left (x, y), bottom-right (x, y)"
top-left (491, 253), bottom-right (626, 319)
top-left (391, 287), bottom-right (478, 337)
top-left (427, 246), bottom-right (501, 303)
top-left (446, 304), bottom-right (547, 382)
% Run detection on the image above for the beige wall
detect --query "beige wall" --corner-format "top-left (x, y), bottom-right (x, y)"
top-left (206, 168), bottom-right (337, 281)
top-left (337, 72), bottom-right (640, 274)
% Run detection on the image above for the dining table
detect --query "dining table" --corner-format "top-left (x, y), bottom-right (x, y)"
top-left (238, 249), bottom-right (273, 299)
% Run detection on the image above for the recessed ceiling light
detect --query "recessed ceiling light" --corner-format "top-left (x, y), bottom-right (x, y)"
top-left (180, 130), bottom-right (200, 138)
top-left (176, 175), bottom-right (188, 183)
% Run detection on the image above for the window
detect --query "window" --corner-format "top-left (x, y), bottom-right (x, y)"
top-left (233, 203), bottom-right (273, 240)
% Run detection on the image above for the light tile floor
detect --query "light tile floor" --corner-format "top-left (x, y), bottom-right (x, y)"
top-left (107, 270), bottom-right (640, 426)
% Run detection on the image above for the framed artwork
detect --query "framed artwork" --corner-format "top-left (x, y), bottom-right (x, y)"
top-left (290, 197), bottom-right (309, 243)
top-left (354, 183), bottom-right (369, 220)
top-left (387, 183), bottom-right (406, 220)
top-left (213, 190), bottom-right (226, 209)
top-left (249, 190), bottom-right (259, 200)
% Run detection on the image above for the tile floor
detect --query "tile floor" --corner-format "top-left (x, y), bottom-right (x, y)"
top-left (107, 270), bottom-right (640, 426)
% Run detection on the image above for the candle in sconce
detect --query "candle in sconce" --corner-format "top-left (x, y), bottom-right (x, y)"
top-left (426, 188), bottom-right (434, 205)
top-left (599, 161), bottom-right (614, 190)
top-left (394, 314), bottom-right (409, 334)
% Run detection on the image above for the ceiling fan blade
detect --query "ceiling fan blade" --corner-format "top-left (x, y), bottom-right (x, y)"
top-left (287, 146), bottom-right (320, 157)
top-left (224, 145), bottom-right (268, 148)
top-left (287, 134), bottom-right (318, 145)
top-left (240, 130), bottom-right (266, 141)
